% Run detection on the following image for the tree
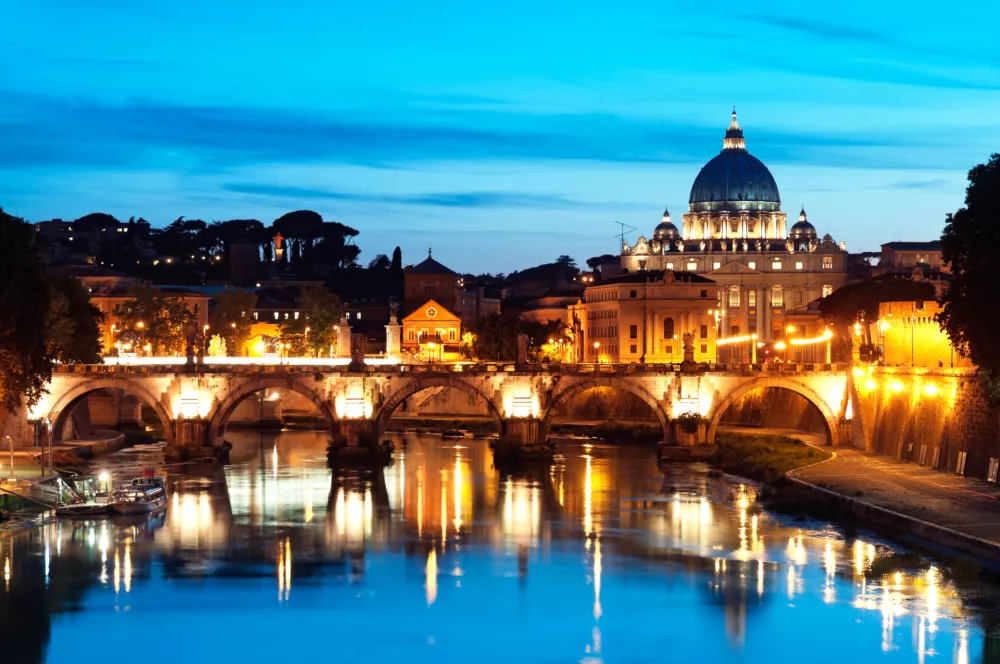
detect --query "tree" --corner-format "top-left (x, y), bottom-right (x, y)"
top-left (462, 314), bottom-right (566, 362)
top-left (556, 254), bottom-right (577, 269)
top-left (0, 208), bottom-right (53, 413)
top-left (939, 154), bottom-right (1000, 398)
top-left (209, 288), bottom-right (257, 355)
top-left (279, 284), bottom-right (340, 356)
top-left (586, 254), bottom-right (617, 270)
top-left (391, 246), bottom-right (402, 272)
top-left (46, 276), bottom-right (104, 363)
top-left (367, 253), bottom-right (391, 270)
top-left (113, 285), bottom-right (191, 355)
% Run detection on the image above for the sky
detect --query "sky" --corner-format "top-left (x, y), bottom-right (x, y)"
top-left (1, 1), bottom-right (998, 273)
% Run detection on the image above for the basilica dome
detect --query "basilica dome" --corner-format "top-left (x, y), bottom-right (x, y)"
top-left (652, 208), bottom-right (679, 240)
top-left (688, 111), bottom-right (780, 213)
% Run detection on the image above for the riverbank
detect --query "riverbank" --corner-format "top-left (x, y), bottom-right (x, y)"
top-left (710, 431), bottom-right (831, 484)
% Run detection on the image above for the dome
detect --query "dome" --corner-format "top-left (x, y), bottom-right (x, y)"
top-left (688, 110), bottom-right (781, 213)
top-left (652, 207), bottom-right (679, 240)
top-left (789, 208), bottom-right (817, 239)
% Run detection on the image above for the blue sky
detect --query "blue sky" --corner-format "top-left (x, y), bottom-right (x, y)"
top-left (1, 1), bottom-right (998, 272)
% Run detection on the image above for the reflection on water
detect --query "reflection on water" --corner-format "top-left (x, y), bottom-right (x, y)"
top-left (1, 430), bottom-right (998, 663)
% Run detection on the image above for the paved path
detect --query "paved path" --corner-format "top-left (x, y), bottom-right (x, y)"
top-left (759, 428), bottom-right (1000, 547)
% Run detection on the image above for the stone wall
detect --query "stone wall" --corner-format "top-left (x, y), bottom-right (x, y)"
top-left (856, 368), bottom-right (1000, 481)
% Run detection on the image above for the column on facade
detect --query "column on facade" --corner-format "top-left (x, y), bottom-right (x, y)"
top-left (755, 286), bottom-right (764, 337)
top-left (763, 286), bottom-right (771, 341)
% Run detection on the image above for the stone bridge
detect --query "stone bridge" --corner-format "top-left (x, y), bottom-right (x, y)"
top-left (27, 362), bottom-right (854, 452)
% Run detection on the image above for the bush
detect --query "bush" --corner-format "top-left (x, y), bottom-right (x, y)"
top-left (677, 411), bottom-right (703, 435)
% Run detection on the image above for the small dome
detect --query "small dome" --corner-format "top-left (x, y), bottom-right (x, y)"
top-left (653, 207), bottom-right (679, 240)
top-left (789, 207), bottom-right (817, 239)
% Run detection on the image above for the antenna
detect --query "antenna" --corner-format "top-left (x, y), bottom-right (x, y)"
top-left (614, 220), bottom-right (637, 247)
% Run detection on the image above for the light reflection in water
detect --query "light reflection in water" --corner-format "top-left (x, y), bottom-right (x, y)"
top-left (0, 431), bottom-right (996, 663)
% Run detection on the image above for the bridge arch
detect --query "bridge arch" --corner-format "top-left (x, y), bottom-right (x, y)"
top-left (706, 377), bottom-right (841, 446)
top-left (46, 378), bottom-right (175, 445)
top-left (372, 376), bottom-right (505, 439)
top-left (206, 377), bottom-right (337, 446)
top-left (540, 376), bottom-right (671, 443)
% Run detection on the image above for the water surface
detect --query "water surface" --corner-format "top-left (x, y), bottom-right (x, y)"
top-left (1, 431), bottom-right (995, 663)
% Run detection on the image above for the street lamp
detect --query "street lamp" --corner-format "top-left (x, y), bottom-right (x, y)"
top-left (774, 340), bottom-right (787, 363)
top-left (593, 341), bottom-right (600, 364)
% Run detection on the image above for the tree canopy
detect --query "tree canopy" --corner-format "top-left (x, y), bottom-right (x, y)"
top-left (0, 209), bottom-right (53, 412)
top-left (462, 314), bottom-right (566, 362)
top-left (46, 276), bottom-right (104, 364)
top-left (278, 284), bottom-right (340, 356)
top-left (112, 285), bottom-right (192, 355)
top-left (209, 288), bottom-right (257, 355)
top-left (939, 153), bottom-right (1000, 378)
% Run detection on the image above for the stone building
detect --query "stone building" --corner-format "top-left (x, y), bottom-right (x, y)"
top-left (572, 270), bottom-right (719, 363)
top-left (402, 298), bottom-right (462, 362)
top-left (619, 111), bottom-right (850, 342)
top-left (404, 250), bottom-right (460, 315)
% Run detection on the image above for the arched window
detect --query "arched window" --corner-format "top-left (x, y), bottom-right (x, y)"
top-left (822, 285), bottom-right (833, 298)
top-left (663, 317), bottom-right (675, 339)
top-left (748, 290), bottom-right (757, 308)
top-left (771, 286), bottom-right (784, 308)
top-left (728, 288), bottom-right (740, 308)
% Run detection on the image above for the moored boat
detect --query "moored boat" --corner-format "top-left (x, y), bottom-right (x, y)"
top-left (108, 477), bottom-right (168, 515)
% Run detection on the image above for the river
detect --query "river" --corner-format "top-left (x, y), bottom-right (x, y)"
top-left (0, 431), bottom-right (995, 663)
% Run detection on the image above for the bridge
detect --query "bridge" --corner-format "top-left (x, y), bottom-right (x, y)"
top-left (25, 361), bottom-right (855, 456)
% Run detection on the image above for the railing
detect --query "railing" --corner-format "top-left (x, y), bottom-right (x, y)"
top-left (54, 361), bottom-right (850, 376)
top-left (0, 477), bottom-right (62, 508)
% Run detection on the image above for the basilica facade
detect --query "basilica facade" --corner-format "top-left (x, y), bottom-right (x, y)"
top-left (619, 111), bottom-right (849, 342)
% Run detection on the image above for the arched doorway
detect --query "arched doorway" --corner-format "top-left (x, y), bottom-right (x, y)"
top-left (372, 376), bottom-right (505, 440)
top-left (206, 377), bottom-right (338, 447)
top-left (540, 377), bottom-right (670, 444)
top-left (706, 378), bottom-right (840, 446)
top-left (46, 379), bottom-right (175, 445)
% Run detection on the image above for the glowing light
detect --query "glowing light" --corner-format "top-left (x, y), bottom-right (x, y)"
top-left (923, 384), bottom-right (938, 396)
top-left (425, 548), bottom-right (438, 606)
top-left (789, 329), bottom-right (833, 346)
top-left (853, 368), bottom-right (864, 378)
top-left (717, 334), bottom-right (755, 346)
top-left (786, 324), bottom-right (797, 333)
top-left (98, 471), bottom-right (110, 483)
top-left (890, 380), bottom-right (903, 393)
top-left (773, 341), bottom-right (787, 350)
top-left (865, 378), bottom-right (877, 391)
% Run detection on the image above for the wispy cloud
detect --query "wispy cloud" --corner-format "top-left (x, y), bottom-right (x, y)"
top-left (882, 179), bottom-right (951, 190)
top-left (221, 182), bottom-right (638, 210)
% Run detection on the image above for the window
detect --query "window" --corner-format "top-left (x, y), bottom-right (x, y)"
top-left (822, 256), bottom-right (833, 270)
top-left (408, 330), bottom-right (416, 341)
top-left (822, 285), bottom-right (833, 298)
top-left (772, 260), bottom-right (782, 270)
top-left (357, 312), bottom-right (363, 319)
top-left (748, 290), bottom-right (757, 307)
top-left (629, 324), bottom-right (638, 339)
top-left (294, 312), bottom-right (299, 320)
top-left (638, 260), bottom-right (647, 271)
top-left (748, 261), bottom-right (756, 270)
top-left (713, 262), bottom-right (721, 270)
top-left (687, 261), bottom-right (697, 271)
top-left (796, 291), bottom-right (803, 304)
top-left (728, 288), bottom-right (740, 308)
top-left (273, 312), bottom-right (279, 320)
top-left (629, 290), bottom-right (637, 298)
top-left (700, 290), bottom-right (708, 298)
top-left (700, 324), bottom-right (708, 339)
top-left (449, 329), bottom-right (456, 341)
top-left (957, 451), bottom-right (968, 475)
top-left (663, 317), bottom-right (675, 339)
top-left (795, 261), bottom-right (803, 270)
top-left (666, 262), bottom-right (674, 270)
top-left (771, 287), bottom-right (783, 308)
top-left (730, 325), bottom-right (740, 336)
top-left (630, 344), bottom-right (638, 354)
top-left (701, 344), bottom-right (708, 354)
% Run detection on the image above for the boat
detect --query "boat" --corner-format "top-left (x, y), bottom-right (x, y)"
top-left (108, 477), bottom-right (168, 515)
top-left (56, 502), bottom-right (112, 518)
top-left (54, 474), bottom-right (113, 518)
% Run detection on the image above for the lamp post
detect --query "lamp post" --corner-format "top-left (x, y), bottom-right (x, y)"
top-left (137, 321), bottom-right (145, 355)
top-left (786, 324), bottom-right (797, 363)
top-left (593, 341), bottom-right (600, 364)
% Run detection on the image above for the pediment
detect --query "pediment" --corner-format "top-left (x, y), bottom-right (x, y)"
top-left (706, 261), bottom-right (761, 275)
top-left (402, 299), bottom-right (460, 323)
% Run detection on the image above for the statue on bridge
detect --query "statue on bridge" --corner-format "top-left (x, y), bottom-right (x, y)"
top-left (517, 333), bottom-right (529, 364)
top-left (682, 331), bottom-right (695, 364)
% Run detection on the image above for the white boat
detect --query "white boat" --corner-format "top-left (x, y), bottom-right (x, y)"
top-left (109, 477), bottom-right (168, 515)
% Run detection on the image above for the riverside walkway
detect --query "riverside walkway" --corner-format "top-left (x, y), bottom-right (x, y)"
top-left (772, 429), bottom-right (1000, 560)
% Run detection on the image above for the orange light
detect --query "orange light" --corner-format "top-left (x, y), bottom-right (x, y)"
top-left (924, 384), bottom-right (938, 396)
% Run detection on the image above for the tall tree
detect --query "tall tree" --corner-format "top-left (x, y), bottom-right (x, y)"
top-left (391, 246), bottom-right (402, 272)
top-left (939, 154), bottom-right (1000, 398)
top-left (209, 288), bottom-right (257, 355)
top-left (0, 208), bottom-right (53, 413)
top-left (46, 276), bottom-right (104, 363)
top-left (367, 253), bottom-right (391, 270)
top-left (113, 285), bottom-right (191, 355)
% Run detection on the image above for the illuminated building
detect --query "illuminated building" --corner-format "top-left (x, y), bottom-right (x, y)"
top-left (876, 300), bottom-right (972, 368)
top-left (619, 110), bottom-right (850, 343)
top-left (402, 299), bottom-right (462, 362)
top-left (574, 270), bottom-right (719, 363)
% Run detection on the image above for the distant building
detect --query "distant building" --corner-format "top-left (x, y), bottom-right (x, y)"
top-left (879, 241), bottom-right (946, 273)
top-left (404, 250), bottom-right (460, 316)
top-left (402, 299), bottom-right (462, 362)
top-left (573, 270), bottom-right (719, 364)
top-left (521, 288), bottom-right (583, 325)
top-left (876, 300), bottom-right (971, 368)
top-left (619, 110), bottom-right (850, 343)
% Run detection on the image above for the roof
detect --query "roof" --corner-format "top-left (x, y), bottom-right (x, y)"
top-left (882, 241), bottom-right (941, 251)
top-left (597, 270), bottom-right (716, 285)
top-left (405, 252), bottom-right (456, 275)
